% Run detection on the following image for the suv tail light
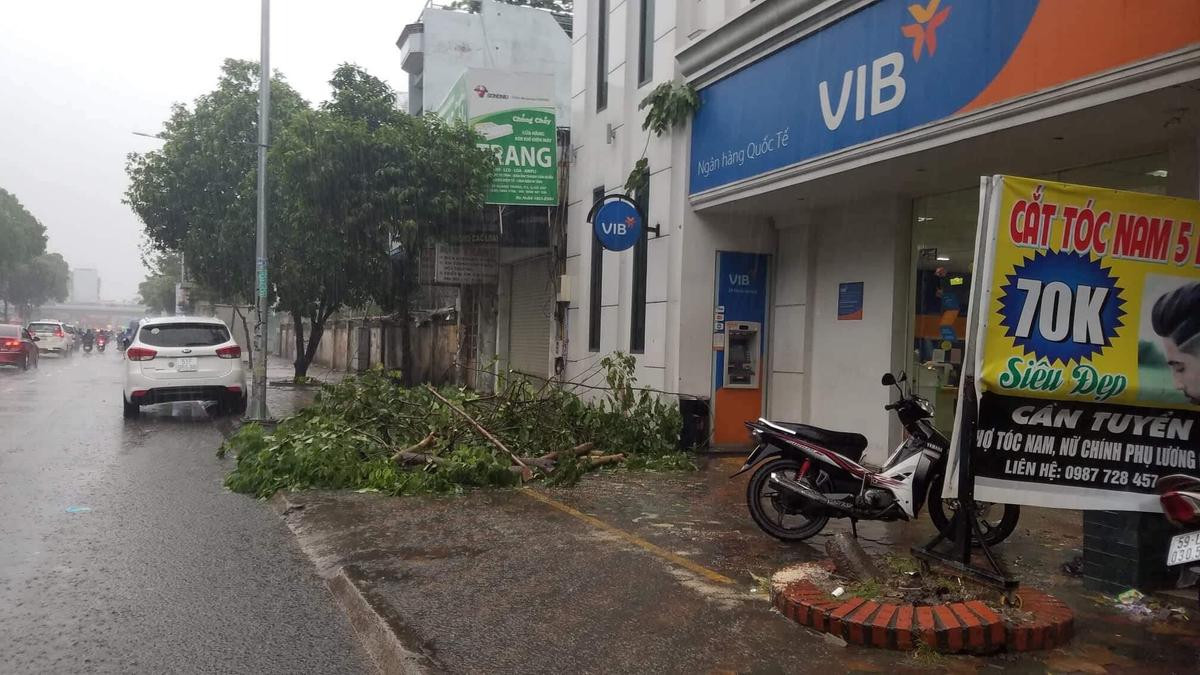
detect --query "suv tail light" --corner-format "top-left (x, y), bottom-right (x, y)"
top-left (126, 346), bottom-right (157, 361)
top-left (216, 345), bottom-right (241, 359)
top-left (54, 327), bottom-right (65, 337)
top-left (2, 339), bottom-right (20, 351)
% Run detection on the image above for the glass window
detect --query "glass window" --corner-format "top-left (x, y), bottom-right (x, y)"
top-left (138, 323), bottom-right (230, 347)
top-left (596, 0), bottom-right (609, 111)
top-left (908, 153), bottom-right (1170, 434)
top-left (589, 186), bottom-right (605, 351)
top-left (630, 175), bottom-right (649, 353)
top-left (638, 0), bottom-right (655, 86)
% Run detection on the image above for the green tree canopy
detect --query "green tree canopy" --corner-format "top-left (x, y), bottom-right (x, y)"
top-left (125, 59), bottom-right (308, 310)
top-left (127, 60), bottom-right (494, 378)
top-left (6, 252), bottom-right (69, 319)
top-left (269, 63), bottom-right (493, 376)
top-left (0, 188), bottom-right (53, 320)
top-left (137, 251), bottom-right (184, 315)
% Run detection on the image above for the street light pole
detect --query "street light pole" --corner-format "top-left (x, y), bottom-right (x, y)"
top-left (249, 0), bottom-right (272, 421)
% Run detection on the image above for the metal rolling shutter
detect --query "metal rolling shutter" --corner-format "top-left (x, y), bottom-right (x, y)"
top-left (508, 257), bottom-right (553, 378)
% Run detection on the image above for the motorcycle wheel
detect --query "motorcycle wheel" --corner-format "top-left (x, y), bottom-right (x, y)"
top-left (927, 472), bottom-right (1020, 546)
top-left (746, 457), bottom-right (830, 542)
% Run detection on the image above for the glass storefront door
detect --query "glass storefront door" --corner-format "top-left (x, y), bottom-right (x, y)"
top-left (908, 153), bottom-right (1170, 435)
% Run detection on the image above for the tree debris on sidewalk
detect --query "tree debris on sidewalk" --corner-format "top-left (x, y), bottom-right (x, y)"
top-left (220, 353), bottom-right (694, 498)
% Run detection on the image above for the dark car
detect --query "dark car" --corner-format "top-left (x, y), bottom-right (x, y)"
top-left (0, 324), bottom-right (40, 370)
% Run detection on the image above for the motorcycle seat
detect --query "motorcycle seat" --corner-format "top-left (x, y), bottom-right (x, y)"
top-left (765, 420), bottom-right (868, 462)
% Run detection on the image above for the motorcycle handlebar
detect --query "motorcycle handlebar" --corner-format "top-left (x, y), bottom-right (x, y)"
top-left (884, 402), bottom-right (900, 411)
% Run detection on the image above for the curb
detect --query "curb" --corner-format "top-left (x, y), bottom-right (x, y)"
top-left (771, 574), bottom-right (1073, 654)
top-left (268, 490), bottom-right (305, 517)
top-left (270, 493), bottom-right (438, 674)
top-left (326, 565), bottom-right (438, 675)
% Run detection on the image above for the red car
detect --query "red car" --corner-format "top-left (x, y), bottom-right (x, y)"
top-left (0, 324), bottom-right (40, 370)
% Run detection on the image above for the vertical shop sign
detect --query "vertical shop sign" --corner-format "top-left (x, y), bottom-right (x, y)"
top-left (439, 68), bottom-right (558, 206)
top-left (950, 176), bottom-right (1200, 512)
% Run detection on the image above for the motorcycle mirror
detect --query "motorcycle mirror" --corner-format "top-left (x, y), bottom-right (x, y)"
top-left (898, 371), bottom-right (908, 383)
top-left (881, 373), bottom-right (896, 386)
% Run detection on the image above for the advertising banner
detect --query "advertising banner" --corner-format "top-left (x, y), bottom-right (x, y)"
top-left (689, 0), bottom-right (1200, 194)
top-left (964, 176), bottom-right (1200, 511)
top-left (438, 68), bottom-right (558, 206)
top-left (418, 243), bottom-right (499, 286)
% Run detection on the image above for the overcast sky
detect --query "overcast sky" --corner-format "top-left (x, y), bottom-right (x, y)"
top-left (0, 0), bottom-right (426, 302)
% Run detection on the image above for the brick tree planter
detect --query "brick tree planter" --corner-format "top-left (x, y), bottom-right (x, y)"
top-left (770, 563), bottom-right (1073, 654)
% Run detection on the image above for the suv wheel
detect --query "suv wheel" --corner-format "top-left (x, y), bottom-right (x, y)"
top-left (224, 394), bottom-right (247, 417)
top-left (123, 397), bottom-right (140, 419)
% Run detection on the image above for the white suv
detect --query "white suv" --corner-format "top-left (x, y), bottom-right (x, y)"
top-left (123, 316), bottom-right (247, 418)
top-left (27, 320), bottom-right (73, 355)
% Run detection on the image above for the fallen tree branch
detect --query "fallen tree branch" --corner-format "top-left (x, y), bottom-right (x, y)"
top-left (400, 432), bottom-right (437, 455)
top-left (517, 456), bottom-right (557, 471)
top-left (426, 384), bottom-right (532, 480)
top-left (539, 442), bottom-right (594, 462)
top-left (586, 453), bottom-right (625, 467)
top-left (393, 451), bottom-right (446, 466)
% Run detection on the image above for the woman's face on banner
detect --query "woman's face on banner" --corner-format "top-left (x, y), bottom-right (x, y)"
top-left (1164, 337), bottom-right (1200, 404)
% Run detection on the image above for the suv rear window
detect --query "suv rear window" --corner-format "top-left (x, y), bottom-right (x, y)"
top-left (138, 323), bottom-right (230, 347)
top-left (29, 323), bottom-right (59, 333)
top-left (0, 325), bottom-right (19, 337)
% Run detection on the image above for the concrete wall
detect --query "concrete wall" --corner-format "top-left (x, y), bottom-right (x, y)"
top-left (802, 200), bottom-right (912, 465)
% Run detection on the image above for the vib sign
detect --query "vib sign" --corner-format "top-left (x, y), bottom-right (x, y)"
top-left (689, 0), bottom-right (1200, 194)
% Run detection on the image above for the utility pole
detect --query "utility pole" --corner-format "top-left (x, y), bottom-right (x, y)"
top-left (248, 0), bottom-right (272, 421)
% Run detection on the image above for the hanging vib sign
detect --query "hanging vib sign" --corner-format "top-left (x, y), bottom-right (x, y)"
top-left (589, 195), bottom-right (643, 252)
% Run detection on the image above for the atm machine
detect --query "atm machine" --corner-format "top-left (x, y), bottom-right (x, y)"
top-left (711, 251), bottom-right (769, 447)
top-left (723, 322), bottom-right (761, 388)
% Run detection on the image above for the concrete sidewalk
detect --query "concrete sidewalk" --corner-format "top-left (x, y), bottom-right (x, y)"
top-left (263, 355), bottom-right (346, 420)
top-left (270, 457), bottom-right (1200, 673)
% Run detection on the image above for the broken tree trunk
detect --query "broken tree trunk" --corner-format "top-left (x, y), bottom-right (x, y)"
top-left (425, 384), bottom-right (532, 480)
top-left (393, 451), bottom-right (446, 466)
top-left (824, 531), bottom-right (881, 582)
top-left (538, 442), bottom-right (594, 463)
top-left (586, 453), bottom-right (625, 468)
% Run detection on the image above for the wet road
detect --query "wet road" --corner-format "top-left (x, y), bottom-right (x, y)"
top-left (0, 350), bottom-right (371, 674)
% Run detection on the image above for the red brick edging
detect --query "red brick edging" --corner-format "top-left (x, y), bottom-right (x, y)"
top-left (770, 572), bottom-right (1073, 653)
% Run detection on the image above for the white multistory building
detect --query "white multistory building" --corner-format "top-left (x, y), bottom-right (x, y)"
top-left (566, 0), bottom-right (1200, 459)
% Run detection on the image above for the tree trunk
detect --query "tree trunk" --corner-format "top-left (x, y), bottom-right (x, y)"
top-left (292, 312), bottom-right (308, 378)
top-left (399, 286), bottom-right (414, 386)
top-left (231, 305), bottom-right (254, 373)
top-left (2, 299), bottom-right (7, 322)
top-left (824, 532), bottom-right (881, 582)
top-left (295, 312), bottom-right (327, 379)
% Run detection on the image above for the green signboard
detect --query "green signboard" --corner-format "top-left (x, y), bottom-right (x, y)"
top-left (438, 68), bottom-right (557, 206)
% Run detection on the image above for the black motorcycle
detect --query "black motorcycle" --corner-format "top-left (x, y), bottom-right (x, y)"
top-left (737, 371), bottom-right (1020, 545)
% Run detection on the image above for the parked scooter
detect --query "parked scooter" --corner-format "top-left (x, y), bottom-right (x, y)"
top-left (736, 371), bottom-right (1020, 544)
top-left (1158, 474), bottom-right (1200, 604)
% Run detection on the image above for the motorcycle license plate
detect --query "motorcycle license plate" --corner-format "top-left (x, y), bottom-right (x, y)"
top-left (175, 357), bottom-right (198, 372)
top-left (1167, 530), bottom-right (1200, 566)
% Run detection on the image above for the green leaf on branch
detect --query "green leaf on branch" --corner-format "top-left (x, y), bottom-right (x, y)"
top-left (638, 81), bottom-right (700, 137)
top-left (219, 354), bottom-right (693, 498)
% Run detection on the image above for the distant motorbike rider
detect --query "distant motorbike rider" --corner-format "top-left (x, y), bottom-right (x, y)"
top-left (82, 328), bottom-right (95, 346)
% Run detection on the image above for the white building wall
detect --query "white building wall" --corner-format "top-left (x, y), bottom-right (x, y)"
top-left (567, 0), bottom-right (779, 398)
top-left (416, 1), bottom-right (572, 121)
top-left (803, 200), bottom-right (912, 464)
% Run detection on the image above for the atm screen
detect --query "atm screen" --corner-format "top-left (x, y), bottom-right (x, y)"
top-left (727, 333), bottom-right (754, 384)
